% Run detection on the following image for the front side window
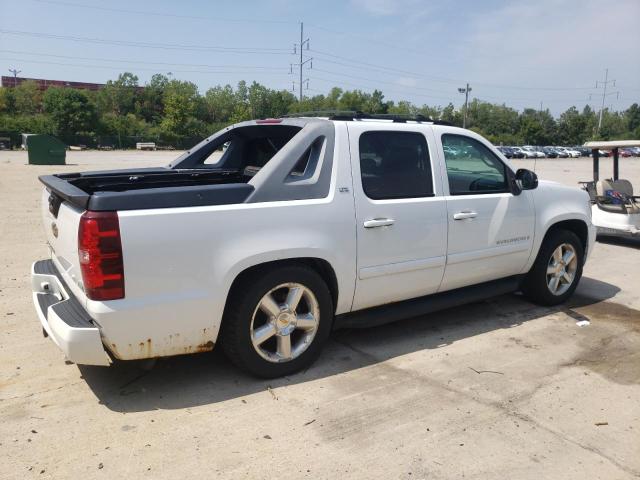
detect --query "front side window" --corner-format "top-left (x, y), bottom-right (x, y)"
top-left (359, 131), bottom-right (433, 200)
top-left (442, 134), bottom-right (508, 195)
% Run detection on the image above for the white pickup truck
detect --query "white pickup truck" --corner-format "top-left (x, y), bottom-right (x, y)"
top-left (31, 113), bottom-right (595, 377)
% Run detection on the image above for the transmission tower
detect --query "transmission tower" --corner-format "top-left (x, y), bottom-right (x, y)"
top-left (591, 69), bottom-right (620, 134)
top-left (291, 22), bottom-right (312, 102)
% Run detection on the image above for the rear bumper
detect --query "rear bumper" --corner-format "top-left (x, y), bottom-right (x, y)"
top-left (31, 260), bottom-right (112, 366)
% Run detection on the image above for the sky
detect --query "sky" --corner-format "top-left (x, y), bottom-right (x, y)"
top-left (0, 0), bottom-right (639, 115)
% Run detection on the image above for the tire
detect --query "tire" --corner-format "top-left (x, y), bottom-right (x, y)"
top-left (221, 264), bottom-right (333, 378)
top-left (522, 229), bottom-right (584, 306)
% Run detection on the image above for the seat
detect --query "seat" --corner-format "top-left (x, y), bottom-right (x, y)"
top-left (595, 178), bottom-right (640, 214)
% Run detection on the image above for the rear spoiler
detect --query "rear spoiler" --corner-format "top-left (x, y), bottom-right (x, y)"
top-left (39, 175), bottom-right (90, 210)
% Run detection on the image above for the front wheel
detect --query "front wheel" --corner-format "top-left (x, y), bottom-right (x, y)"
top-left (221, 265), bottom-right (333, 378)
top-left (522, 229), bottom-right (584, 306)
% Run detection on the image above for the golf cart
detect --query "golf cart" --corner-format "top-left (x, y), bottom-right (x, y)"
top-left (580, 140), bottom-right (640, 237)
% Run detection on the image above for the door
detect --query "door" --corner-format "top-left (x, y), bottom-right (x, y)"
top-left (437, 133), bottom-right (535, 292)
top-left (348, 124), bottom-right (448, 311)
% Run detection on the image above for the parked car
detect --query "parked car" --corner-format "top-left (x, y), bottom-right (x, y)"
top-left (560, 147), bottom-right (581, 158)
top-left (515, 146), bottom-right (537, 158)
top-left (31, 115), bottom-right (595, 377)
top-left (542, 147), bottom-right (558, 158)
top-left (497, 146), bottom-right (513, 158)
top-left (619, 148), bottom-right (633, 157)
top-left (553, 147), bottom-right (569, 158)
top-left (508, 146), bottom-right (525, 158)
top-left (576, 147), bottom-right (592, 157)
top-left (523, 146), bottom-right (545, 158)
top-left (534, 147), bottom-right (547, 158)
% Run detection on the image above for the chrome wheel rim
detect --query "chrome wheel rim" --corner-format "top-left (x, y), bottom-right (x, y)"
top-left (546, 243), bottom-right (578, 296)
top-left (250, 283), bottom-right (320, 363)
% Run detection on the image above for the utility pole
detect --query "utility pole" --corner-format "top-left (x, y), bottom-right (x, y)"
top-left (8, 68), bottom-right (21, 87)
top-left (291, 22), bottom-right (312, 102)
top-left (458, 83), bottom-right (472, 128)
top-left (594, 69), bottom-right (619, 134)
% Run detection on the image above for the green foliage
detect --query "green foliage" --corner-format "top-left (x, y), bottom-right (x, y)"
top-left (0, 87), bottom-right (11, 113)
top-left (42, 87), bottom-right (96, 137)
top-left (13, 80), bottom-right (42, 115)
top-left (3, 71), bottom-right (638, 149)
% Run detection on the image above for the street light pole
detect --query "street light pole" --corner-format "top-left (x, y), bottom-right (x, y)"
top-left (8, 68), bottom-right (21, 87)
top-left (458, 83), bottom-right (472, 129)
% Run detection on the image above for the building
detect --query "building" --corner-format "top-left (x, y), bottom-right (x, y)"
top-left (1, 76), bottom-right (105, 91)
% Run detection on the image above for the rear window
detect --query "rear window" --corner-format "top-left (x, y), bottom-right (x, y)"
top-left (202, 125), bottom-right (302, 171)
top-left (359, 131), bottom-right (433, 200)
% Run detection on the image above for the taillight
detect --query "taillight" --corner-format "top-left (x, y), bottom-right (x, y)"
top-left (78, 211), bottom-right (124, 301)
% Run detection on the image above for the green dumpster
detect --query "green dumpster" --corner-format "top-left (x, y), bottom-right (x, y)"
top-left (26, 134), bottom-right (66, 165)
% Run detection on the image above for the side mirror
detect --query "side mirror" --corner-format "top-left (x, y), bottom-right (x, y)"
top-left (515, 168), bottom-right (538, 190)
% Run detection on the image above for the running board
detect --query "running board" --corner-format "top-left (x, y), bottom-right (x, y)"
top-left (334, 275), bottom-right (524, 330)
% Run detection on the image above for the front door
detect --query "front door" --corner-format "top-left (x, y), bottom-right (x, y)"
top-left (436, 133), bottom-right (535, 292)
top-left (348, 124), bottom-right (448, 311)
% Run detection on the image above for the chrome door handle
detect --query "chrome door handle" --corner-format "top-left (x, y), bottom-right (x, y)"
top-left (453, 210), bottom-right (478, 220)
top-left (363, 218), bottom-right (395, 228)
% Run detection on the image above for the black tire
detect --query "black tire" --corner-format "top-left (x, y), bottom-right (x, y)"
top-left (522, 229), bottom-right (584, 306)
top-left (221, 264), bottom-right (333, 378)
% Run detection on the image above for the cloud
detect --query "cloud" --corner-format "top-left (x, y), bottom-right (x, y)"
top-left (396, 77), bottom-right (418, 87)
top-left (350, 0), bottom-right (423, 16)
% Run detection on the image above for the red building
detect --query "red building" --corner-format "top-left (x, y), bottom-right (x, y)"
top-left (1, 76), bottom-right (105, 91)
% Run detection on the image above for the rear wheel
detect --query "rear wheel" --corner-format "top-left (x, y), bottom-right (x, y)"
top-left (522, 229), bottom-right (584, 306)
top-left (221, 265), bottom-right (333, 378)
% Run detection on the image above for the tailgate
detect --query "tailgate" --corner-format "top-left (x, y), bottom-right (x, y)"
top-left (41, 188), bottom-right (88, 306)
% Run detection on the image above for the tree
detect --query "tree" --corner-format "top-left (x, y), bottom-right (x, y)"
top-left (13, 80), bottom-right (42, 115)
top-left (624, 103), bottom-right (640, 136)
top-left (518, 108), bottom-right (556, 145)
top-left (0, 87), bottom-right (12, 113)
top-left (440, 103), bottom-right (462, 126)
top-left (136, 74), bottom-right (168, 123)
top-left (204, 84), bottom-right (237, 123)
top-left (160, 79), bottom-right (202, 138)
top-left (557, 106), bottom-right (588, 145)
top-left (43, 88), bottom-right (96, 137)
top-left (96, 72), bottom-right (139, 116)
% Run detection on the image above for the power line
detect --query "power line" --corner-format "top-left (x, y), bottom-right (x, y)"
top-left (32, 0), bottom-right (294, 24)
top-left (0, 50), bottom-right (285, 71)
top-left (308, 66), bottom-right (594, 104)
top-left (310, 48), bottom-right (598, 92)
top-left (0, 57), bottom-right (292, 77)
top-left (0, 29), bottom-right (291, 54)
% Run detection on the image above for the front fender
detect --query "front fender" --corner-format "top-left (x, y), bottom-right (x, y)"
top-left (522, 182), bottom-right (594, 272)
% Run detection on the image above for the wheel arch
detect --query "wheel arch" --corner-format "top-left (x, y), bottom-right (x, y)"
top-left (543, 219), bottom-right (589, 256)
top-left (224, 257), bottom-right (340, 316)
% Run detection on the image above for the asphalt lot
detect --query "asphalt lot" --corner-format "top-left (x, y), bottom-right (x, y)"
top-left (1, 150), bottom-right (639, 479)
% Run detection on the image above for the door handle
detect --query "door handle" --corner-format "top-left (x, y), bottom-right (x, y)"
top-left (363, 218), bottom-right (395, 228)
top-left (453, 210), bottom-right (478, 220)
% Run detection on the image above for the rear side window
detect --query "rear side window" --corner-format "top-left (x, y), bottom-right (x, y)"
top-left (442, 134), bottom-right (508, 195)
top-left (359, 131), bottom-right (433, 200)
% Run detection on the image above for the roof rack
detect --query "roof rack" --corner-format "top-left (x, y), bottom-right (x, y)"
top-left (284, 110), bottom-right (453, 126)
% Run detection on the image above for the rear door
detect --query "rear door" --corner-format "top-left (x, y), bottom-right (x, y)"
top-left (348, 124), bottom-right (448, 311)
top-left (436, 132), bottom-right (535, 291)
